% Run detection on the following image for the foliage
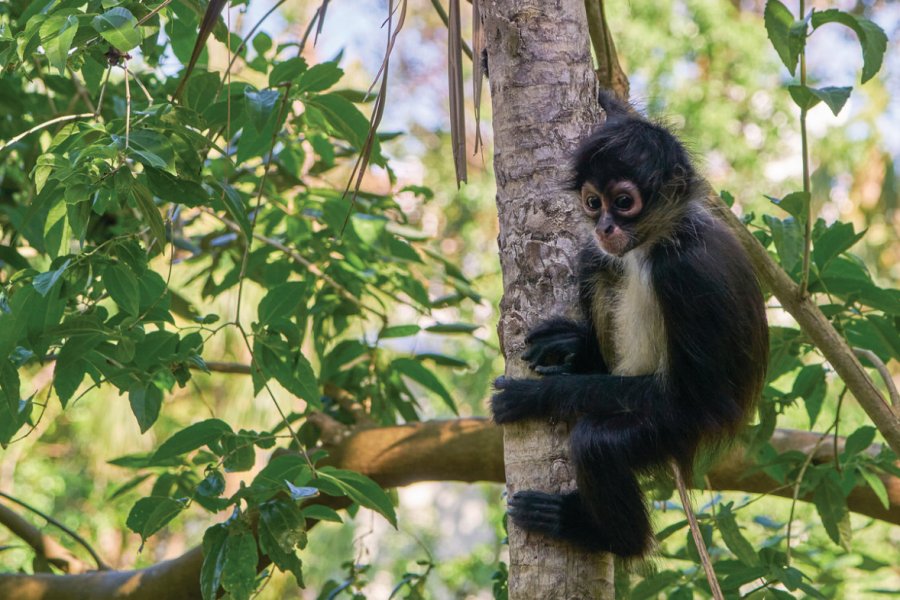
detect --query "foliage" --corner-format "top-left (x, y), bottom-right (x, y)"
top-left (609, 1), bottom-right (899, 597)
top-left (0, 0), bottom-right (897, 598)
top-left (0, 1), bottom-right (481, 597)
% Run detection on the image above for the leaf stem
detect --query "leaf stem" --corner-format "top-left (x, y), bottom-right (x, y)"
top-left (0, 113), bottom-right (94, 153)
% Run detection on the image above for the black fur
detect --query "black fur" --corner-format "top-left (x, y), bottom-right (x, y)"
top-left (492, 97), bottom-right (768, 558)
top-left (571, 93), bottom-right (695, 206)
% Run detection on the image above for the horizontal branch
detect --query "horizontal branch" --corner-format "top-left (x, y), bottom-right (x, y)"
top-left (1, 419), bottom-right (896, 600)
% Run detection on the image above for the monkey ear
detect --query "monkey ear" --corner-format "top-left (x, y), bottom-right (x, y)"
top-left (597, 89), bottom-right (632, 120)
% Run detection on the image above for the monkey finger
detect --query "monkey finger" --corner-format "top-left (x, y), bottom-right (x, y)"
top-left (524, 318), bottom-right (581, 343)
top-left (523, 339), bottom-right (579, 365)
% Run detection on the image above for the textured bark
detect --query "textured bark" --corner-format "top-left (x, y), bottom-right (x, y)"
top-left (480, 0), bottom-right (613, 597)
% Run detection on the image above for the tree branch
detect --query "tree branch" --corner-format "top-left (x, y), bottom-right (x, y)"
top-left (2, 419), bottom-right (896, 600)
top-left (0, 502), bottom-right (92, 575)
top-left (710, 200), bottom-right (900, 455)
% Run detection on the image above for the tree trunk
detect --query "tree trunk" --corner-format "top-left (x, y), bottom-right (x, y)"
top-left (480, 0), bottom-right (614, 597)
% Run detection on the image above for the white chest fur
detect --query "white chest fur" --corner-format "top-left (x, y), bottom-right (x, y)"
top-left (610, 249), bottom-right (668, 376)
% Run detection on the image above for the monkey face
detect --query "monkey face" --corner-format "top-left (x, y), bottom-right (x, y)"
top-left (581, 180), bottom-right (643, 256)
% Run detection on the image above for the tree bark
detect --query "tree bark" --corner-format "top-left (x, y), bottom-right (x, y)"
top-left (480, 0), bottom-right (613, 597)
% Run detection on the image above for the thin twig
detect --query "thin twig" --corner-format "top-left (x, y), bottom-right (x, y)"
top-left (94, 64), bottom-right (112, 117)
top-left (129, 68), bottom-right (154, 105)
top-left (672, 462), bottom-right (723, 600)
top-left (338, 0), bottom-right (407, 236)
top-left (0, 113), bottom-right (94, 153)
top-left (853, 347), bottom-right (900, 411)
top-left (123, 64), bottom-right (132, 150)
top-left (218, 0), bottom-right (290, 102)
top-left (136, 0), bottom-right (172, 26)
top-left (235, 82), bottom-right (293, 323)
top-left (785, 420), bottom-right (836, 565)
top-left (0, 492), bottom-right (109, 571)
top-left (798, 0), bottom-right (812, 297)
top-left (235, 324), bottom-right (316, 473)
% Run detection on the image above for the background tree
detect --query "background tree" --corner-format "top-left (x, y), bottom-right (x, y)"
top-left (0, 0), bottom-right (898, 599)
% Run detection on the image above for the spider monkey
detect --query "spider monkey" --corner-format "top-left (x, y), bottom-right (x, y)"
top-left (491, 92), bottom-right (768, 558)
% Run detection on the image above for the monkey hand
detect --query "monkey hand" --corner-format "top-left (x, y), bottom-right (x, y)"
top-left (491, 376), bottom-right (548, 424)
top-left (522, 318), bottom-right (588, 375)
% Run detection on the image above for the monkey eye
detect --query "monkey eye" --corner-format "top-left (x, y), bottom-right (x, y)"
top-left (584, 195), bottom-right (602, 211)
top-left (613, 194), bottom-right (634, 211)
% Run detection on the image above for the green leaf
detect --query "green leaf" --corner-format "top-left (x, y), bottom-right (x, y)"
top-left (132, 184), bottom-right (168, 252)
top-left (200, 524), bottom-right (228, 600)
top-left (126, 496), bottom-right (187, 544)
top-left (128, 383), bottom-right (163, 433)
top-left (317, 467), bottom-right (397, 527)
top-left (392, 357), bottom-right (458, 414)
top-left (269, 56), bottom-right (307, 86)
top-left (307, 93), bottom-right (370, 148)
top-left (43, 196), bottom-right (69, 259)
top-left (244, 88), bottom-right (280, 132)
top-left (858, 468), bottom-right (890, 510)
top-left (811, 9), bottom-right (887, 83)
top-left (124, 130), bottom-right (176, 173)
top-left (92, 7), bottom-right (142, 52)
top-left (220, 432), bottom-right (256, 472)
top-left (380, 325), bottom-right (421, 339)
top-left (33, 258), bottom-right (71, 296)
top-left (302, 504), bottom-right (343, 523)
top-left (216, 182), bottom-right (252, 237)
top-left (258, 499), bottom-right (306, 584)
top-left (716, 503), bottom-right (759, 566)
top-left (842, 425), bottom-right (875, 459)
top-left (764, 0), bottom-right (804, 75)
top-left (54, 334), bottom-right (102, 407)
top-left (144, 167), bottom-right (210, 207)
top-left (415, 353), bottom-right (468, 368)
top-left (631, 571), bottom-right (682, 600)
top-left (763, 215), bottom-right (803, 273)
top-left (222, 527), bottom-right (258, 600)
top-left (787, 85), bottom-right (820, 111)
top-left (424, 322), bottom-right (479, 334)
top-left (252, 32), bottom-right (272, 55)
top-left (40, 14), bottom-right (79, 75)
top-left (297, 62), bottom-right (344, 93)
top-left (791, 364), bottom-right (826, 428)
top-left (809, 86), bottom-right (852, 116)
top-left (104, 263), bottom-right (140, 315)
top-left (769, 191), bottom-right (809, 223)
top-left (258, 281), bottom-right (307, 324)
top-left (250, 454), bottom-right (313, 501)
top-left (812, 471), bottom-right (851, 549)
top-left (153, 419), bottom-right (233, 462)
top-left (0, 359), bottom-right (22, 429)
top-left (813, 220), bottom-right (864, 270)
top-left (196, 469), bottom-right (226, 498)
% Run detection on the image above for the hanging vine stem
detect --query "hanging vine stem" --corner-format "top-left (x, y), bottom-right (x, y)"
top-left (784, 392), bottom-right (842, 566)
top-left (672, 461), bottom-right (724, 600)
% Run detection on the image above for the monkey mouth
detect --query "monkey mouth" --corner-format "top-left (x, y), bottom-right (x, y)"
top-left (595, 231), bottom-right (632, 256)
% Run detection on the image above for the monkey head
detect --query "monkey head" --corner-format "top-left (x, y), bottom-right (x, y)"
top-left (570, 98), bottom-right (696, 257)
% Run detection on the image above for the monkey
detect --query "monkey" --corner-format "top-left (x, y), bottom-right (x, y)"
top-left (490, 92), bottom-right (768, 558)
